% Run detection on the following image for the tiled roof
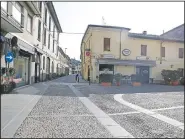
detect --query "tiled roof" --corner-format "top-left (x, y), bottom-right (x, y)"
top-left (128, 33), bottom-right (160, 40)
top-left (160, 24), bottom-right (184, 41)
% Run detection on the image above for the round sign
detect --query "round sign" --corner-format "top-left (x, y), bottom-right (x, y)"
top-left (122, 49), bottom-right (131, 56)
top-left (143, 70), bottom-right (148, 74)
top-left (86, 51), bottom-right (90, 56)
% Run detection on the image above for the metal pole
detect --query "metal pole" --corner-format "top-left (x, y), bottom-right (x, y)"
top-left (0, 44), bottom-right (2, 91)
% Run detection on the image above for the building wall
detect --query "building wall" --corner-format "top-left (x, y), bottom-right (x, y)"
top-left (2, 1), bottom-right (62, 85)
top-left (81, 27), bottom-right (184, 83)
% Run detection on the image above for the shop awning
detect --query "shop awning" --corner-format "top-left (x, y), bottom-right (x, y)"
top-left (98, 58), bottom-right (156, 67)
top-left (5, 33), bottom-right (35, 54)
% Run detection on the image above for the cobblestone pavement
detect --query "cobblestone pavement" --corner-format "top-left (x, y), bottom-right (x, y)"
top-left (1, 75), bottom-right (184, 138)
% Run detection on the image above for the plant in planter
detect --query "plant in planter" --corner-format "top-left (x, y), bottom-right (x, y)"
top-left (180, 77), bottom-right (184, 85)
top-left (131, 74), bottom-right (141, 86)
top-left (99, 73), bottom-right (113, 86)
top-left (114, 73), bottom-right (122, 86)
top-left (161, 70), bottom-right (181, 86)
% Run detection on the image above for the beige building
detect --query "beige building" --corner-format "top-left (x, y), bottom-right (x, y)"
top-left (81, 24), bottom-right (184, 83)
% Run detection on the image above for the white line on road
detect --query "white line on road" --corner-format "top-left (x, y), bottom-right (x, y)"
top-left (108, 106), bottom-right (184, 116)
top-left (68, 85), bottom-right (134, 138)
top-left (151, 106), bottom-right (184, 111)
top-left (114, 94), bottom-right (184, 130)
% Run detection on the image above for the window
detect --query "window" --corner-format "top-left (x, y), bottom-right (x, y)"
top-left (12, 2), bottom-right (24, 26)
top-left (27, 14), bottom-right (32, 33)
top-left (141, 45), bottom-right (147, 56)
top-left (48, 34), bottom-right (50, 49)
top-left (53, 25), bottom-right (55, 38)
top-left (44, 8), bottom-right (47, 25)
top-left (39, 2), bottom-right (42, 13)
top-left (57, 33), bottom-right (59, 43)
top-left (43, 27), bottom-right (46, 45)
top-left (1, 2), bottom-right (7, 12)
top-left (43, 56), bottom-right (45, 70)
top-left (53, 40), bottom-right (55, 53)
top-left (161, 47), bottom-right (165, 57)
top-left (38, 20), bottom-right (41, 41)
top-left (104, 38), bottom-right (110, 51)
top-left (49, 16), bottom-right (51, 31)
top-left (179, 48), bottom-right (184, 58)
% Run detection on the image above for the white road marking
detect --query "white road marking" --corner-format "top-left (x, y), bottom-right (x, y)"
top-left (151, 106), bottom-right (184, 111)
top-left (108, 106), bottom-right (184, 116)
top-left (68, 85), bottom-right (134, 138)
top-left (114, 94), bottom-right (184, 130)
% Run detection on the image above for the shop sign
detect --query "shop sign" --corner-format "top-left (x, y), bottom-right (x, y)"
top-left (122, 49), bottom-right (131, 56)
top-left (102, 54), bottom-right (114, 59)
top-left (136, 56), bottom-right (150, 60)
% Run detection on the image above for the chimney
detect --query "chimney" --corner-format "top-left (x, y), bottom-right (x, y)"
top-left (143, 31), bottom-right (147, 35)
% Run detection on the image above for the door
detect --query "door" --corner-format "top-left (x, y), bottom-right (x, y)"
top-left (136, 66), bottom-right (149, 84)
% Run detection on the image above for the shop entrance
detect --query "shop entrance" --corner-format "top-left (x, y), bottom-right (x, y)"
top-left (136, 66), bottom-right (149, 83)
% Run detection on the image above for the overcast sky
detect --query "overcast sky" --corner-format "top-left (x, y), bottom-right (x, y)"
top-left (53, 2), bottom-right (184, 61)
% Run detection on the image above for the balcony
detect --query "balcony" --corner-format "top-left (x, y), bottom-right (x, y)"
top-left (1, 8), bottom-right (23, 33)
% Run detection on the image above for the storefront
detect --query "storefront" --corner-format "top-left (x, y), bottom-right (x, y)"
top-left (13, 51), bottom-right (30, 87)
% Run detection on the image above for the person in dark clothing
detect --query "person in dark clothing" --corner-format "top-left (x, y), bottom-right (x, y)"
top-left (75, 73), bottom-right (79, 83)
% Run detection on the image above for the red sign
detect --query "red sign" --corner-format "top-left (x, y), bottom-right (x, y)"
top-left (86, 51), bottom-right (90, 56)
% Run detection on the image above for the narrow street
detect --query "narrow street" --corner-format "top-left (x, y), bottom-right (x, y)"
top-left (1, 75), bottom-right (184, 138)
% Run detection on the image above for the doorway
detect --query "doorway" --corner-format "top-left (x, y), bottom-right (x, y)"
top-left (136, 66), bottom-right (149, 83)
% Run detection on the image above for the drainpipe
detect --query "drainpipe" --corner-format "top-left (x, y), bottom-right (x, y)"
top-left (119, 29), bottom-right (122, 59)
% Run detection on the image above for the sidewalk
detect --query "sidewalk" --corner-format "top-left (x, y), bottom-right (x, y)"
top-left (1, 83), bottom-right (48, 138)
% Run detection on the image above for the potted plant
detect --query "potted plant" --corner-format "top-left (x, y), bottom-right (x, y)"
top-left (114, 73), bottom-right (122, 86)
top-left (170, 70), bottom-right (180, 86)
top-left (99, 73), bottom-right (113, 86)
top-left (161, 70), bottom-right (171, 85)
top-left (131, 74), bottom-right (141, 86)
top-left (161, 70), bottom-right (180, 86)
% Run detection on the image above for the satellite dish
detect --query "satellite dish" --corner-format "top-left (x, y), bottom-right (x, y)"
top-left (11, 36), bottom-right (18, 47)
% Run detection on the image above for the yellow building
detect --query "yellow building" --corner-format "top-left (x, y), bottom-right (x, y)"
top-left (81, 24), bottom-right (184, 84)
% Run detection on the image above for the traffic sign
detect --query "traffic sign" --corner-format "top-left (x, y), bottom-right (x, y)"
top-left (86, 51), bottom-right (90, 56)
top-left (5, 52), bottom-right (14, 63)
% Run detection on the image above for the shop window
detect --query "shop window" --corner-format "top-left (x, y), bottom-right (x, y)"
top-left (104, 38), bottom-right (110, 51)
top-left (141, 45), bottom-right (147, 56)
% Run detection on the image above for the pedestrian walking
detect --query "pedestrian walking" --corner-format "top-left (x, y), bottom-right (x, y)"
top-left (75, 73), bottom-right (79, 83)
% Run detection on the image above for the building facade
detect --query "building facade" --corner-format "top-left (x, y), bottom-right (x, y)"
top-left (81, 24), bottom-right (184, 83)
top-left (1, 1), bottom-right (64, 88)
